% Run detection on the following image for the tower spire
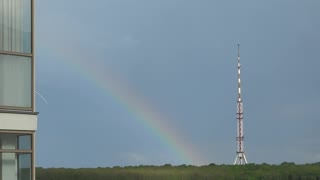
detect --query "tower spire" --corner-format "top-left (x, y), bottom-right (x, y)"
top-left (238, 43), bottom-right (240, 60)
top-left (234, 44), bottom-right (248, 165)
top-left (237, 43), bottom-right (241, 101)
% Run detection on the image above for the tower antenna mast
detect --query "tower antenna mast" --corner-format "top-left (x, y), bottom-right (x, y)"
top-left (234, 44), bottom-right (248, 165)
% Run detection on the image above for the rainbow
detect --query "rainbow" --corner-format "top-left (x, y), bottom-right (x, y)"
top-left (41, 44), bottom-right (206, 165)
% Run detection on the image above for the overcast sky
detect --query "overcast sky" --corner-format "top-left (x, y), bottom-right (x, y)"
top-left (35, 0), bottom-right (320, 168)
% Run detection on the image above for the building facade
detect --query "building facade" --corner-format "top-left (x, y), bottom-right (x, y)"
top-left (0, 0), bottom-right (37, 179)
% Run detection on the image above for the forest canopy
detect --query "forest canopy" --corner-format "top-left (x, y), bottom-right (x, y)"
top-left (36, 162), bottom-right (320, 180)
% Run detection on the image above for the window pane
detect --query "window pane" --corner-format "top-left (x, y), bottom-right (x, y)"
top-left (0, 153), bottom-right (32, 180)
top-left (0, 54), bottom-right (31, 108)
top-left (0, 134), bottom-right (17, 150)
top-left (0, 0), bottom-right (32, 53)
top-left (0, 134), bottom-right (32, 150)
top-left (18, 154), bottom-right (31, 180)
top-left (18, 135), bottom-right (31, 150)
top-left (1, 153), bottom-right (17, 179)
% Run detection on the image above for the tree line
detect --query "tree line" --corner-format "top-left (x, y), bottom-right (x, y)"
top-left (36, 162), bottom-right (320, 180)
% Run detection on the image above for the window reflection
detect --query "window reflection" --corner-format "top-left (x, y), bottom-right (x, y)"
top-left (0, 134), bottom-right (31, 150)
top-left (0, 0), bottom-right (32, 53)
top-left (0, 153), bottom-right (31, 180)
top-left (0, 54), bottom-right (32, 108)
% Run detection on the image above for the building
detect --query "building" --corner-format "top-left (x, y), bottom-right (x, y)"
top-left (0, 0), bottom-right (37, 179)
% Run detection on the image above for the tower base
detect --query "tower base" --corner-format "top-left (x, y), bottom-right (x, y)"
top-left (234, 152), bottom-right (248, 165)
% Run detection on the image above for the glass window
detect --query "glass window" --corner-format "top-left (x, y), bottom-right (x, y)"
top-left (0, 134), bottom-right (17, 150)
top-left (0, 153), bottom-right (31, 180)
top-left (0, 0), bottom-right (32, 53)
top-left (18, 135), bottom-right (31, 150)
top-left (1, 153), bottom-right (17, 179)
top-left (18, 154), bottom-right (32, 180)
top-left (0, 134), bottom-right (31, 150)
top-left (0, 54), bottom-right (31, 108)
top-left (0, 133), bottom-right (33, 180)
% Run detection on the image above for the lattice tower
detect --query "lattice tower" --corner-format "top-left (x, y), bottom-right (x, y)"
top-left (234, 44), bottom-right (248, 165)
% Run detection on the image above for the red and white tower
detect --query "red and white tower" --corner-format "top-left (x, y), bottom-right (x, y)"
top-left (234, 44), bottom-right (248, 165)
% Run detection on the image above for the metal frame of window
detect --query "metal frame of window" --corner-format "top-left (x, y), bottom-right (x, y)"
top-left (0, 130), bottom-right (35, 180)
top-left (0, 0), bottom-right (35, 112)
